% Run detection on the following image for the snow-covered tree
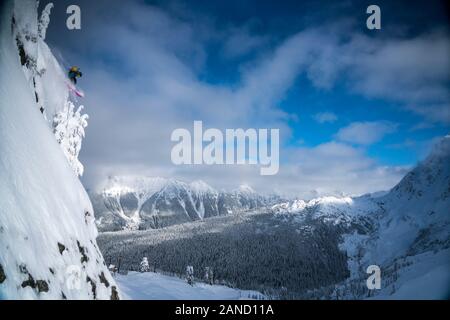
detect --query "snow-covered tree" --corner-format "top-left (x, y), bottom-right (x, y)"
top-left (108, 264), bottom-right (118, 277)
top-left (38, 3), bottom-right (54, 40)
top-left (139, 257), bottom-right (150, 273)
top-left (53, 101), bottom-right (88, 176)
top-left (186, 265), bottom-right (194, 286)
top-left (204, 267), bottom-right (214, 285)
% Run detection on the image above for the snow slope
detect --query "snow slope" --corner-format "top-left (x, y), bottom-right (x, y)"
top-left (0, 0), bottom-right (118, 299)
top-left (14, 1), bottom-right (68, 121)
top-left (115, 272), bottom-right (264, 300)
top-left (270, 136), bottom-right (450, 299)
top-left (342, 137), bottom-right (450, 299)
top-left (12, 0), bottom-right (88, 176)
top-left (370, 249), bottom-right (450, 300)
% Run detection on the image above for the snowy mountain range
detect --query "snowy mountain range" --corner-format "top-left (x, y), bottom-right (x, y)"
top-left (271, 135), bottom-right (450, 298)
top-left (98, 136), bottom-right (450, 299)
top-left (91, 177), bottom-right (282, 231)
top-left (0, 0), bottom-right (118, 299)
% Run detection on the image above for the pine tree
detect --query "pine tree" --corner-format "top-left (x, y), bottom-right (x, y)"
top-left (186, 265), bottom-right (194, 286)
top-left (139, 257), bottom-right (150, 272)
top-left (204, 267), bottom-right (214, 285)
top-left (108, 264), bottom-right (118, 276)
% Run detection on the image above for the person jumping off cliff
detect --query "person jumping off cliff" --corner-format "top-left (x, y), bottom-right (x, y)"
top-left (67, 66), bottom-right (85, 98)
top-left (68, 66), bottom-right (82, 84)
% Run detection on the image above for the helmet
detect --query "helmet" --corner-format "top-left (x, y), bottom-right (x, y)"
top-left (70, 66), bottom-right (79, 72)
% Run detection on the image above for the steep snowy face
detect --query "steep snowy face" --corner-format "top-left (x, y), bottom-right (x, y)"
top-left (388, 135), bottom-right (450, 205)
top-left (13, 1), bottom-right (67, 120)
top-left (189, 181), bottom-right (220, 220)
top-left (93, 177), bottom-right (219, 231)
top-left (335, 136), bottom-right (450, 298)
top-left (12, 0), bottom-right (88, 176)
top-left (190, 180), bottom-right (217, 195)
top-left (92, 177), bottom-right (281, 231)
top-left (93, 176), bottom-right (169, 230)
top-left (372, 136), bottom-right (450, 263)
top-left (269, 137), bottom-right (449, 299)
top-left (0, 0), bottom-right (118, 300)
top-left (142, 179), bottom-right (209, 228)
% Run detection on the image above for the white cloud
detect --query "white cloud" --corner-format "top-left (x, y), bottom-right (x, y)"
top-left (222, 26), bottom-right (269, 59)
top-left (280, 141), bottom-right (408, 198)
top-left (335, 121), bottom-right (397, 145)
top-left (304, 28), bottom-right (450, 124)
top-left (313, 111), bottom-right (337, 123)
top-left (47, 2), bottom-right (442, 197)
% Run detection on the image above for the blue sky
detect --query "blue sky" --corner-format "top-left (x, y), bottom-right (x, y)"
top-left (42, 0), bottom-right (449, 197)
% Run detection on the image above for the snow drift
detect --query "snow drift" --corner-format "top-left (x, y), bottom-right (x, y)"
top-left (0, 0), bottom-right (118, 299)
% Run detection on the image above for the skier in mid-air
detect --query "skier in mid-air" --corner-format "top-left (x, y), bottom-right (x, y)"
top-left (67, 66), bottom-right (85, 98)
top-left (68, 66), bottom-right (82, 84)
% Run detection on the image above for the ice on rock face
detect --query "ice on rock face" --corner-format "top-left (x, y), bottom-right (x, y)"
top-left (0, 0), bottom-right (118, 299)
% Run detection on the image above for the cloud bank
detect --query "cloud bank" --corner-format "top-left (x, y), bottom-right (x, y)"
top-left (44, 0), bottom-right (448, 198)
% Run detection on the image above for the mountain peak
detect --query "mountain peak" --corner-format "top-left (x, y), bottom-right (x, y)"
top-left (189, 180), bottom-right (216, 194)
top-left (236, 184), bottom-right (256, 194)
top-left (427, 134), bottom-right (450, 161)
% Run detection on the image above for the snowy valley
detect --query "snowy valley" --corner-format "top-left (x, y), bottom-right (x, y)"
top-left (98, 136), bottom-right (450, 299)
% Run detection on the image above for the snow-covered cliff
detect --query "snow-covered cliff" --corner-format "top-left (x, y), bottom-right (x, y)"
top-left (0, 0), bottom-right (118, 299)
